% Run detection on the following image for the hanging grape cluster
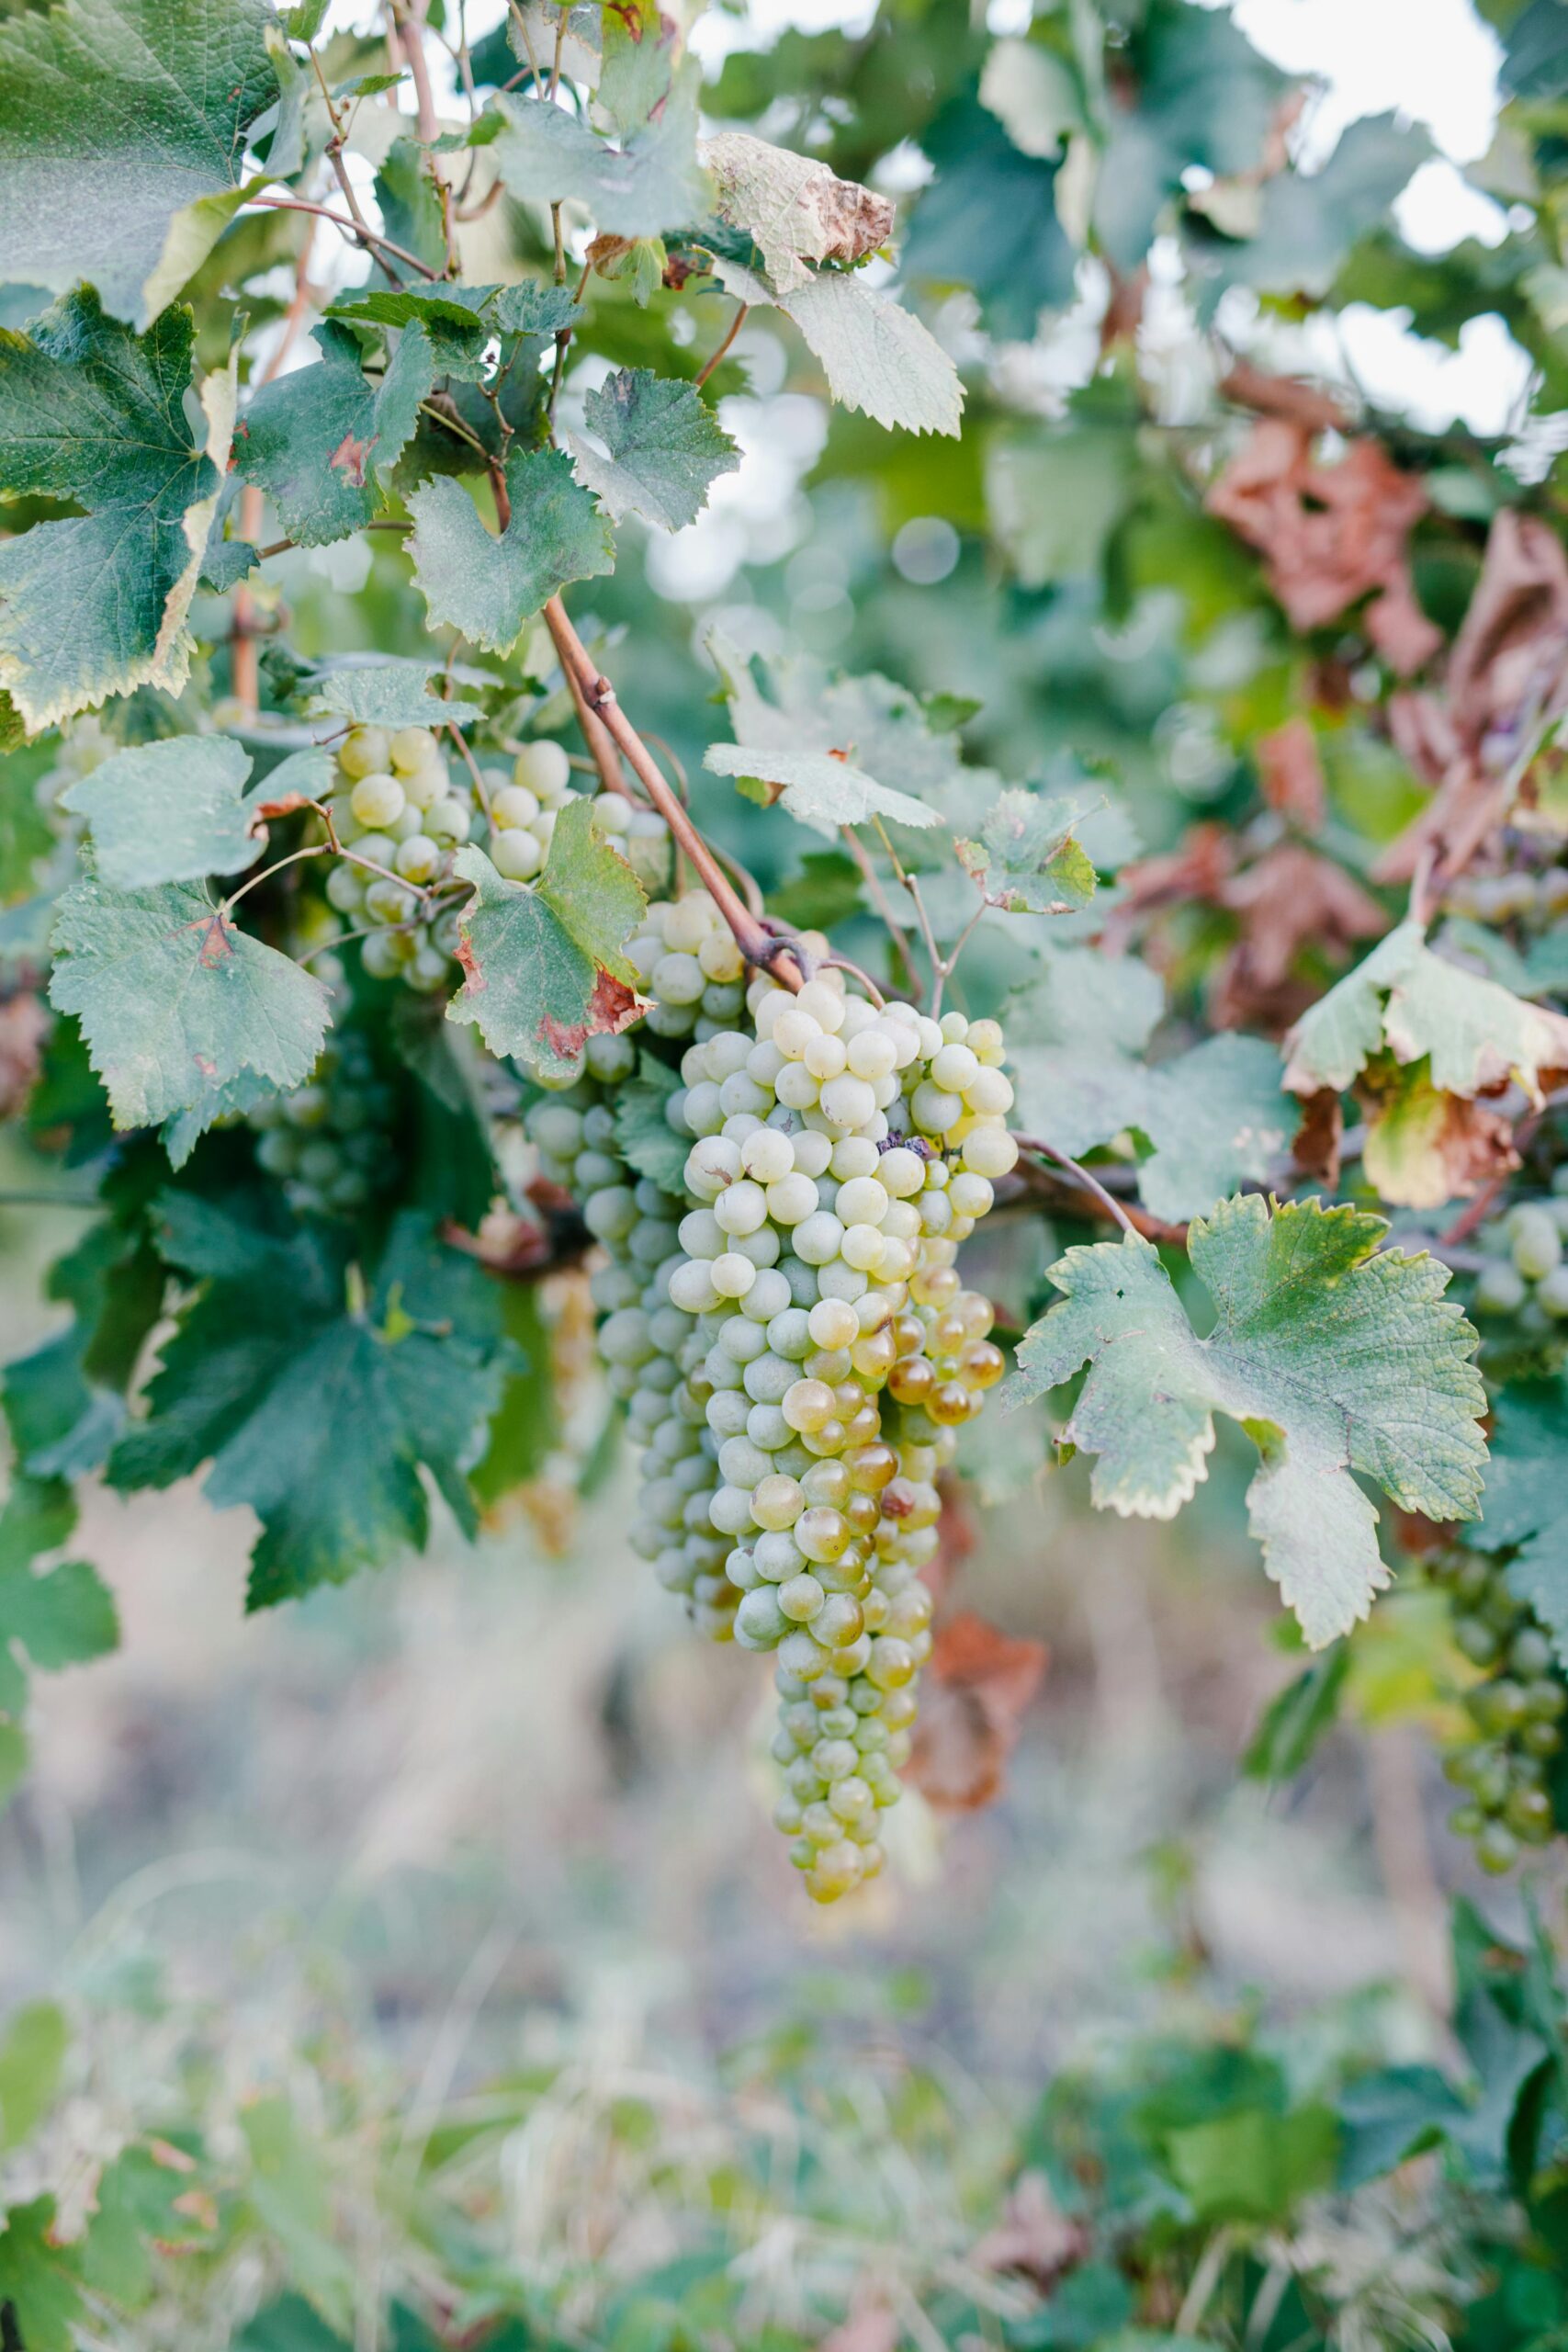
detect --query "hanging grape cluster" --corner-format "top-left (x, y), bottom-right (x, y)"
top-left (245, 1023), bottom-right (396, 1219)
top-left (522, 881), bottom-right (1020, 1903)
top-left (1431, 1545), bottom-right (1568, 1872)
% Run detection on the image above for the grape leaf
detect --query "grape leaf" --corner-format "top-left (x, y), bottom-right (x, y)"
top-left (488, 68), bottom-right (710, 236)
top-left (325, 280), bottom-right (580, 379)
top-left (0, 2197), bottom-right (85, 2352)
top-left (704, 743), bottom-right (941, 837)
top-left (1471, 1380), bottom-right (1568, 1667)
top-left (0, 1475), bottom-right (118, 1811)
top-left (2, 1193), bottom-right (164, 1483)
top-left (446, 799), bottom-right (646, 1078)
top-left (614, 1050), bottom-right (688, 1192)
top-left (703, 130), bottom-right (894, 293)
top-left (49, 872), bottom-right (331, 1132)
top-left (0, 740), bottom-right (54, 906)
top-left (232, 320), bottom-right (434, 548)
top-left (1006, 1195), bottom-right (1487, 1646)
top-left (1011, 1026), bottom-right (1293, 1222)
top-left (903, 96), bottom-right (1078, 342)
top-left (60, 736), bottom-right (331, 890)
top-left (0, 0), bottom-right (279, 329)
top-left (108, 1200), bottom-right (509, 1610)
top-left (1192, 116), bottom-right (1430, 305)
top-left (767, 271), bottom-right (963, 439)
top-left (956, 787), bottom-right (1098, 912)
top-left (600, 0), bottom-right (678, 131)
top-left (307, 660), bottom-right (481, 732)
top-left (566, 368), bottom-right (739, 531)
top-left (0, 290), bottom-right (234, 730)
top-left (1283, 919), bottom-right (1568, 1099)
top-left (1092, 0), bottom-right (1286, 270)
top-left (408, 447), bottom-right (615, 654)
top-left (705, 627), bottom-right (972, 805)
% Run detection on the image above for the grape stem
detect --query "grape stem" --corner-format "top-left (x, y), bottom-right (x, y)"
top-left (250, 195), bottom-right (440, 282)
top-left (541, 594), bottom-right (805, 989)
top-left (841, 825), bottom-right (920, 1001)
top-left (695, 301), bottom-right (748, 390)
top-left (1014, 1136), bottom-right (1163, 1242)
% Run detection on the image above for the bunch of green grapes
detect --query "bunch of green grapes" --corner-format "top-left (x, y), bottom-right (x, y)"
top-left (247, 1025), bottom-right (395, 1218)
top-left (322, 722), bottom-right (470, 992)
top-left (1471, 1190), bottom-right (1568, 1330)
top-left (663, 970), bottom-right (1018, 1901)
top-left (625, 888), bottom-right (750, 1042)
top-left (1431, 1544), bottom-right (1568, 1872)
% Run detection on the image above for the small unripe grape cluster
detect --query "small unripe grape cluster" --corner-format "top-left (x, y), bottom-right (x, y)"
top-left (662, 969), bottom-right (1015, 1900)
top-left (1430, 1544), bottom-right (1567, 1873)
top-left (1471, 1187), bottom-right (1568, 1330)
top-left (246, 1027), bottom-right (393, 1218)
top-left (325, 722), bottom-right (470, 992)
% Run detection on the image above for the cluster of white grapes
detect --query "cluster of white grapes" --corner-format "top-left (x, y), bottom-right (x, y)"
top-left (1472, 1185), bottom-right (1568, 1328)
top-left (624, 885), bottom-right (750, 1042)
top-left (320, 729), bottom-right (670, 992)
top-left (247, 1025), bottom-right (393, 1218)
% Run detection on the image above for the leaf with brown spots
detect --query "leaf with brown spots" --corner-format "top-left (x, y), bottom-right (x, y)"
top-left (48, 871), bottom-right (329, 1134)
top-left (447, 797), bottom-right (646, 1080)
top-left (908, 1611), bottom-right (1046, 1812)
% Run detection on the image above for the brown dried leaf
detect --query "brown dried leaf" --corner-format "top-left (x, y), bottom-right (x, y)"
top-left (1212, 842), bottom-right (1387, 1031)
top-left (908, 1611), bottom-right (1046, 1814)
top-left (1292, 1087), bottom-right (1343, 1192)
top-left (1448, 509), bottom-right (1568, 750)
top-left (973, 2171), bottom-right (1087, 2289)
top-left (1207, 422), bottom-right (1437, 669)
top-left (1360, 1067), bottom-right (1519, 1211)
top-left (1256, 717), bottom-right (1325, 831)
top-left (1114, 821), bottom-right (1235, 921)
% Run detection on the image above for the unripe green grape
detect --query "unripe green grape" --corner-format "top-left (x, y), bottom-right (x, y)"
top-left (351, 772), bottom-right (405, 830)
top-left (491, 827), bottom-right (546, 881)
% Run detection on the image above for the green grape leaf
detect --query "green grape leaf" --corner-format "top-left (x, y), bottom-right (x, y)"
top-left (0, 290), bottom-right (234, 730)
top-left (3, 1195), bottom-right (164, 1484)
top-left (1242, 1645), bottom-right (1351, 1783)
top-left (1007, 963), bottom-right (1292, 1221)
top-left (0, 1476), bottom-right (118, 1731)
top-left (408, 448), bottom-right (615, 655)
top-left (469, 1283), bottom-right (556, 1506)
top-left (1194, 115), bottom-right (1430, 304)
top-left (903, 96), bottom-right (1078, 342)
top-left (758, 271), bottom-right (964, 439)
top-left (59, 736), bottom-right (331, 890)
top-left (1167, 2103), bottom-right (1339, 2226)
top-left (307, 659), bottom-right (481, 732)
top-left (614, 1050), bottom-right (688, 1192)
top-left (446, 800), bottom-right (646, 1078)
top-left (704, 743), bottom-right (941, 838)
top-left (705, 628), bottom-right (971, 806)
top-left (0, 2001), bottom-right (68, 2150)
top-left (704, 130), bottom-right (894, 293)
top-left (600, 0), bottom-right (678, 131)
top-left (1471, 1379), bottom-right (1568, 1667)
top-left (567, 368), bottom-right (739, 531)
top-left (78, 2143), bottom-right (209, 2311)
top-left (1283, 920), bottom-right (1568, 1108)
top-left (985, 418), bottom-right (1137, 587)
top-left (232, 320), bottom-right (434, 548)
top-left (49, 873), bottom-right (332, 1132)
top-left (109, 1201), bottom-right (508, 1610)
top-left (1092, 0), bottom-right (1286, 270)
top-left (0, 2197), bottom-right (85, 2352)
top-left (489, 67), bottom-right (710, 236)
top-left (955, 786), bottom-right (1098, 912)
top-left (0, 0), bottom-right (279, 329)
top-left (1007, 1195), bottom-right (1486, 1647)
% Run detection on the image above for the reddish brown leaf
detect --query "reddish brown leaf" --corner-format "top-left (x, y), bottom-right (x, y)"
top-left (908, 1611), bottom-right (1046, 1814)
top-left (1292, 1087), bottom-right (1343, 1192)
top-left (1448, 509), bottom-right (1568, 750)
top-left (1256, 717), bottom-right (1326, 831)
top-left (1211, 842), bottom-right (1387, 1032)
top-left (0, 993), bottom-right (46, 1120)
top-left (1207, 422), bottom-right (1436, 670)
